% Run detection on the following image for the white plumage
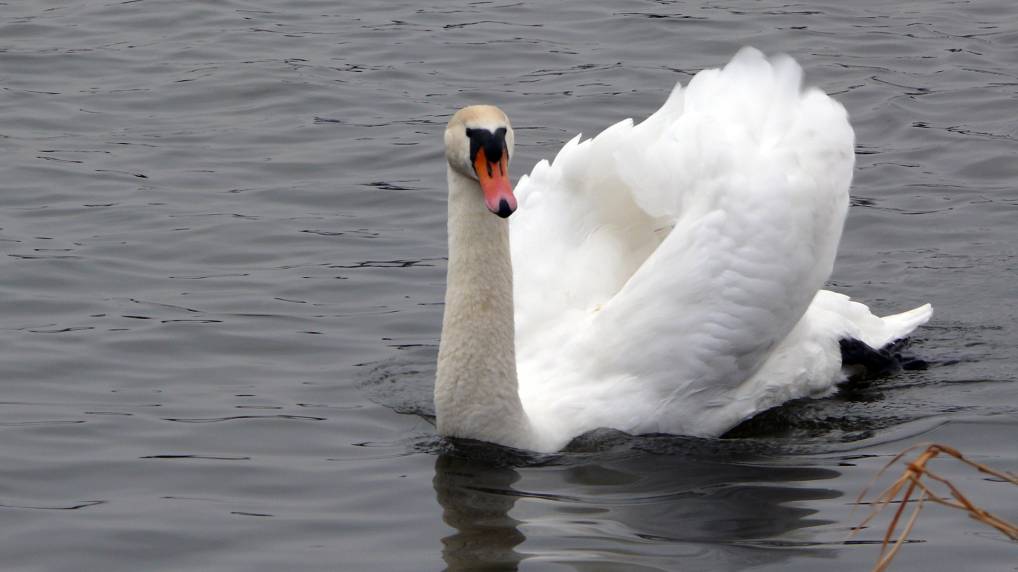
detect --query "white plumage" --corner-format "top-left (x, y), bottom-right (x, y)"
top-left (436, 48), bottom-right (932, 452)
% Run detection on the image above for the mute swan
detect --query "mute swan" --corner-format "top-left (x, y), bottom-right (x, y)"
top-left (436, 48), bottom-right (932, 453)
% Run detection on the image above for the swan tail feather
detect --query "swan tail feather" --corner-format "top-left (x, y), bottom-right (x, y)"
top-left (872, 303), bottom-right (933, 348)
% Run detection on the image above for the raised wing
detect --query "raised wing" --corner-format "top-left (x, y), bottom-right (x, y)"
top-left (510, 48), bottom-right (856, 439)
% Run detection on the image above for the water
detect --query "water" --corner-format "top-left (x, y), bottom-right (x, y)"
top-left (1, 1), bottom-right (1016, 570)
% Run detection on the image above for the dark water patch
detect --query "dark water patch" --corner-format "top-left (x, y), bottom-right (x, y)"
top-left (231, 511), bottom-right (273, 517)
top-left (141, 454), bottom-right (252, 461)
top-left (163, 415), bottom-right (327, 423)
top-left (0, 420), bottom-right (86, 427)
top-left (0, 500), bottom-right (106, 511)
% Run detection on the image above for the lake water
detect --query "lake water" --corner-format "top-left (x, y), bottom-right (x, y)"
top-left (1, 1), bottom-right (1016, 570)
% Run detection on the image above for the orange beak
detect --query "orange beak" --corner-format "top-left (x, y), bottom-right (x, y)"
top-left (473, 147), bottom-right (517, 218)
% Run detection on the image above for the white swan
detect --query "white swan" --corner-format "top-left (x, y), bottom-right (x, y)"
top-left (435, 48), bottom-right (932, 453)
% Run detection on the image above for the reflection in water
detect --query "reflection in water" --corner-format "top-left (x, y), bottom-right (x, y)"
top-left (433, 438), bottom-right (844, 571)
top-left (434, 454), bottom-right (526, 571)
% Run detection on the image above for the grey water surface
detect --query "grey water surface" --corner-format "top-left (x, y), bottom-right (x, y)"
top-left (1, 1), bottom-right (1016, 571)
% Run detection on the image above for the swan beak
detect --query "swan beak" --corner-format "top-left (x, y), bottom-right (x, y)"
top-left (474, 148), bottom-right (517, 218)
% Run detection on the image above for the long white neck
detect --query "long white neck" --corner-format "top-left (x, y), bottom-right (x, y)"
top-left (435, 166), bottom-right (532, 449)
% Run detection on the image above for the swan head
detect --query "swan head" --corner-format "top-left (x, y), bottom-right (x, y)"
top-left (445, 105), bottom-right (517, 218)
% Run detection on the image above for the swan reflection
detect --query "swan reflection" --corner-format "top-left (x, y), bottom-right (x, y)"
top-left (433, 437), bottom-right (843, 571)
top-left (434, 453), bottom-right (526, 571)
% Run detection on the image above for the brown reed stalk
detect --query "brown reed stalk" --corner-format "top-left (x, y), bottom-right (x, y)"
top-left (850, 443), bottom-right (1017, 572)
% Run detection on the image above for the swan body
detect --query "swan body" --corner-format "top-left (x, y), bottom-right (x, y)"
top-left (436, 48), bottom-right (932, 453)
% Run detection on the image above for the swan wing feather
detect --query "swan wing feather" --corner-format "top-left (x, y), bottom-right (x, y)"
top-left (508, 48), bottom-right (927, 447)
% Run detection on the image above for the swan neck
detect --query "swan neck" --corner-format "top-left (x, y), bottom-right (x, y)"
top-left (436, 166), bottom-right (532, 449)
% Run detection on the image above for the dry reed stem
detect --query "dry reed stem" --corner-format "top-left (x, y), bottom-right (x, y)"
top-left (850, 443), bottom-right (1017, 572)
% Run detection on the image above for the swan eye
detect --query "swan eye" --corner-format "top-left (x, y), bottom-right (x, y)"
top-left (465, 127), bottom-right (508, 168)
